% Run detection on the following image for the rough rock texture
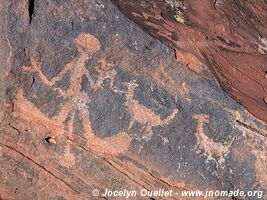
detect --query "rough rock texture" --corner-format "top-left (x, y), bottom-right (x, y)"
top-left (112, 0), bottom-right (267, 123)
top-left (0, 1), bottom-right (8, 101)
top-left (0, 0), bottom-right (266, 200)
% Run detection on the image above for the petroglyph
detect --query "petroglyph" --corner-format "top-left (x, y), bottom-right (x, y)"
top-left (193, 114), bottom-right (234, 164)
top-left (157, 66), bottom-right (175, 86)
top-left (178, 82), bottom-right (191, 103)
top-left (124, 81), bottom-right (178, 141)
top-left (60, 111), bottom-right (76, 168)
top-left (252, 147), bottom-right (267, 189)
top-left (18, 33), bottom-right (131, 157)
top-left (90, 58), bottom-right (118, 92)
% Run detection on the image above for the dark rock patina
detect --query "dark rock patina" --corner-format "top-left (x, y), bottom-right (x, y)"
top-left (0, 0), bottom-right (266, 199)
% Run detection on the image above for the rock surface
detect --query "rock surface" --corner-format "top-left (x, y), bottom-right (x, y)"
top-left (112, 0), bottom-right (267, 123)
top-left (0, 0), bottom-right (266, 200)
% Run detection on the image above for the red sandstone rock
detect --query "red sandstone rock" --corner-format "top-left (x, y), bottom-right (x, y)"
top-left (112, 0), bottom-right (267, 122)
top-left (0, 0), bottom-right (266, 200)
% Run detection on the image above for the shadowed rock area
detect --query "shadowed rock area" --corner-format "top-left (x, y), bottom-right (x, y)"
top-left (0, 0), bottom-right (266, 200)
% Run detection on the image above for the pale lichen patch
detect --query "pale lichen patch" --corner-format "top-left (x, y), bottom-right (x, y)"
top-left (174, 15), bottom-right (185, 24)
top-left (258, 37), bottom-right (267, 54)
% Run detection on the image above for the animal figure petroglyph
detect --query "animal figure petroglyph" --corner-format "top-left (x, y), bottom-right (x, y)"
top-left (193, 114), bottom-right (234, 164)
top-left (20, 32), bottom-right (178, 159)
top-left (123, 81), bottom-right (178, 141)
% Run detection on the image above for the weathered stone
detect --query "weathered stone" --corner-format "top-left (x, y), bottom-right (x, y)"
top-left (112, 0), bottom-right (267, 123)
top-left (0, 0), bottom-right (266, 200)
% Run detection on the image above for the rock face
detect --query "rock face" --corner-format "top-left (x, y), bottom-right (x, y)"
top-left (0, 0), bottom-right (266, 200)
top-left (112, 0), bottom-right (267, 123)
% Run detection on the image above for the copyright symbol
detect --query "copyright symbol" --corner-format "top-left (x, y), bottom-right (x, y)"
top-left (92, 189), bottom-right (100, 196)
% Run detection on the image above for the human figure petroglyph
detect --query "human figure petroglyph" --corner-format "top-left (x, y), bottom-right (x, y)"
top-left (20, 33), bottom-right (132, 161)
top-left (22, 33), bottom-right (100, 115)
top-left (20, 32), bottom-right (178, 157)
